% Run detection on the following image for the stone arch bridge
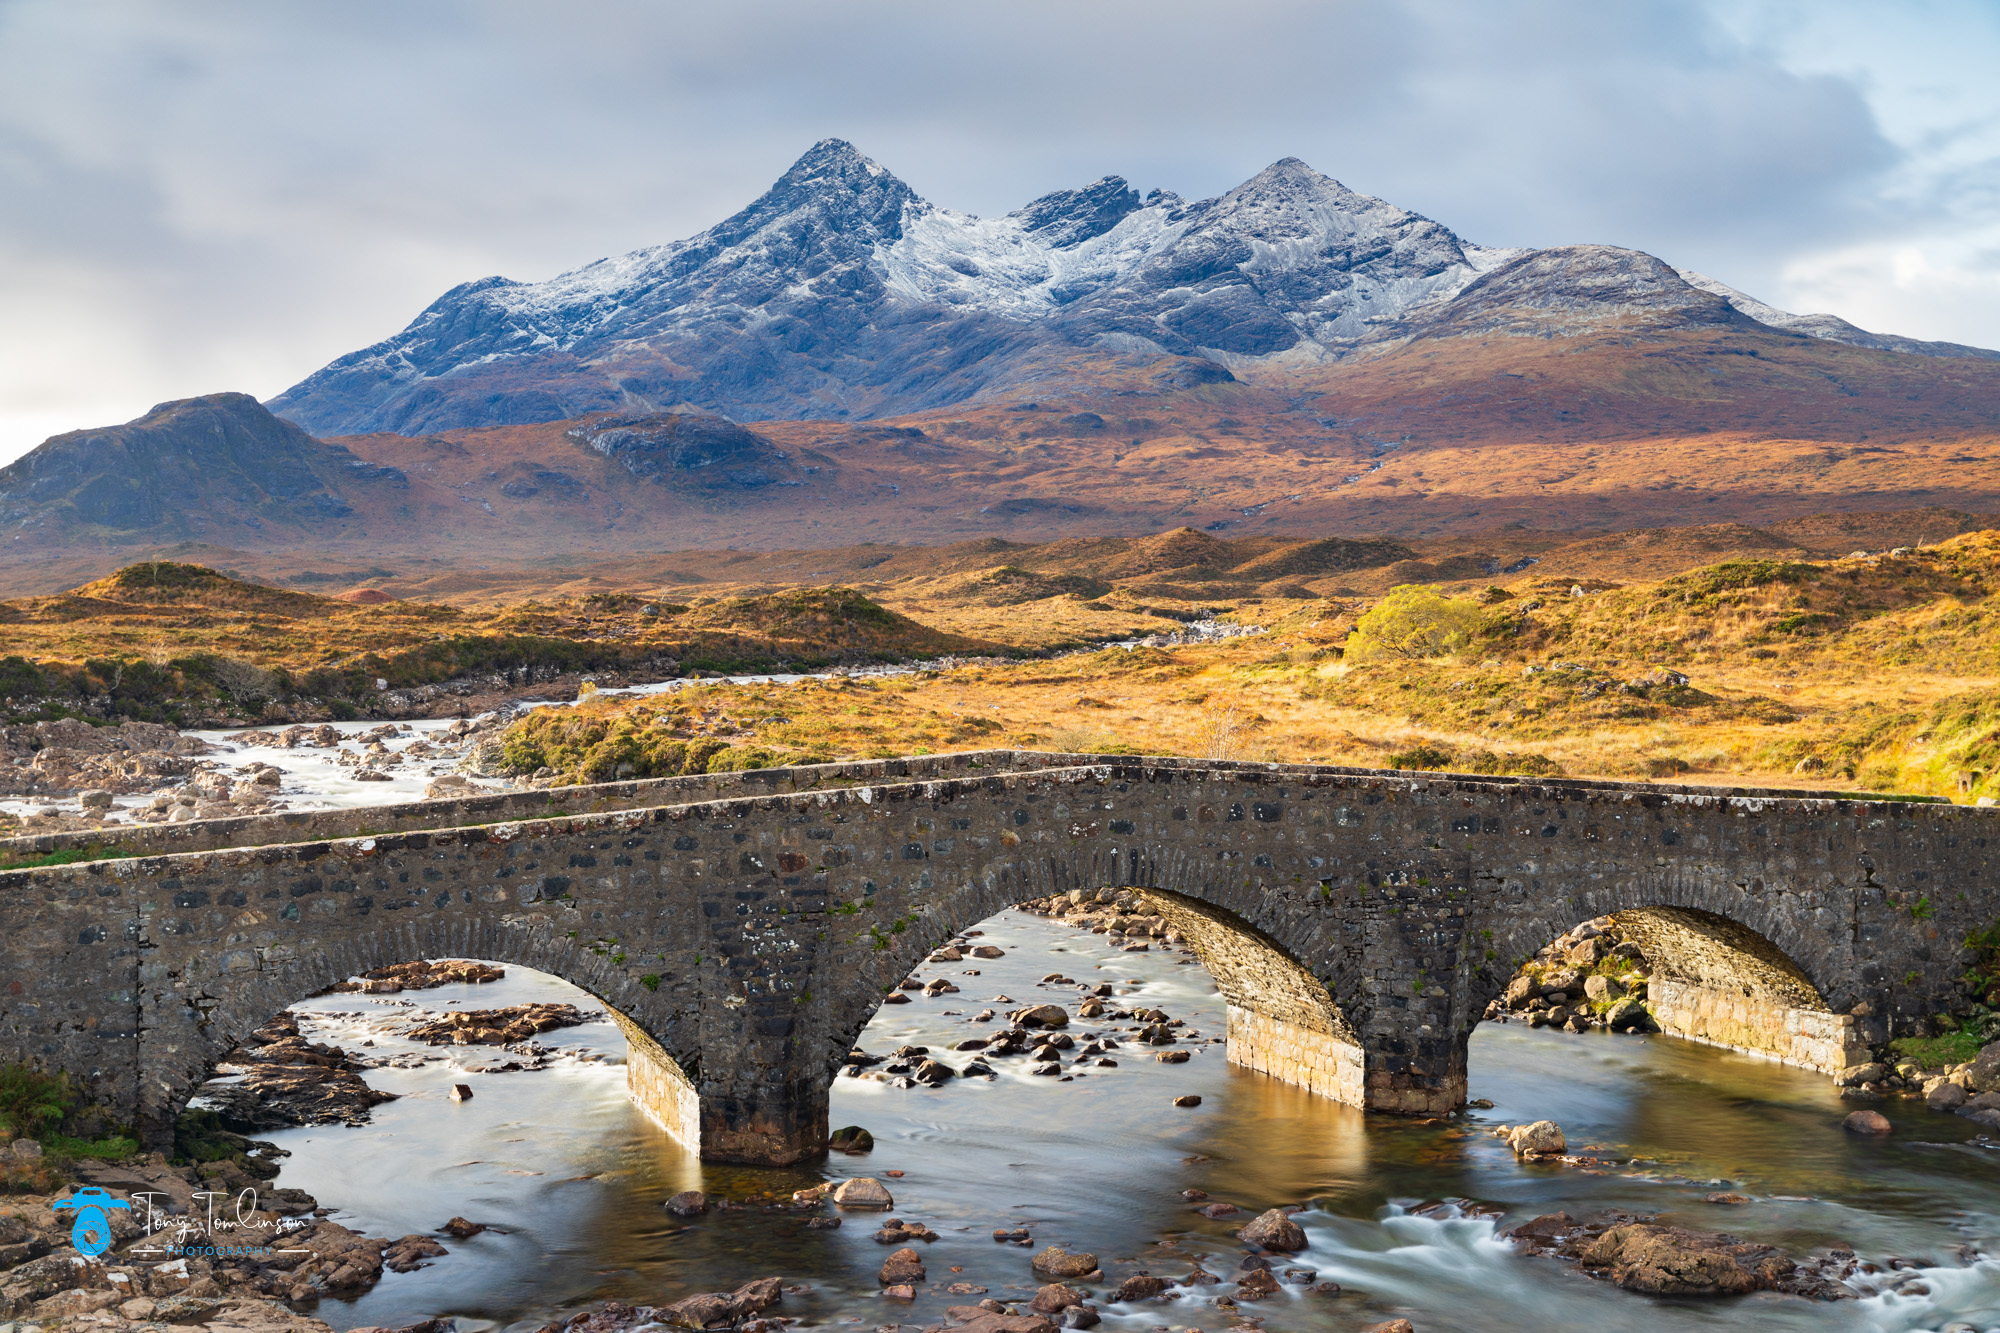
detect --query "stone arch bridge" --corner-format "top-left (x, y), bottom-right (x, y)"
top-left (0, 751), bottom-right (1987, 1165)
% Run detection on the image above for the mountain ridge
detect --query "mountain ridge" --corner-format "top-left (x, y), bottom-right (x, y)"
top-left (267, 140), bottom-right (1997, 439)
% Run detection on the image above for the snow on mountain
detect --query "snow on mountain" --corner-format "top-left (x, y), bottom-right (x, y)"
top-left (267, 139), bottom-right (1999, 438)
top-left (1677, 269), bottom-right (2000, 363)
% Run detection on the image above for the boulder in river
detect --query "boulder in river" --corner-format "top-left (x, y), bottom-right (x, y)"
top-left (202, 1012), bottom-right (399, 1130)
top-left (829, 1125), bottom-right (874, 1153)
top-left (1506, 1211), bottom-right (1853, 1300)
top-left (1031, 1246), bottom-right (1100, 1279)
top-left (664, 1190), bottom-right (709, 1216)
top-left (1842, 1110), bottom-right (1893, 1135)
top-left (880, 1246), bottom-right (926, 1285)
top-left (1030, 1283), bottom-right (1087, 1312)
top-left (1236, 1208), bottom-right (1308, 1252)
top-left (406, 1002), bottom-right (595, 1045)
top-left (1579, 1222), bottom-right (1797, 1295)
top-left (1012, 1004), bottom-right (1070, 1028)
top-left (1361, 1322), bottom-right (1416, 1333)
top-left (832, 1177), bottom-right (894, 1209)
top-left (661, 1276), bottom-right (783, 1328)
top-left (1506, 1120), bottom-right (1566, 1156)
top-left (1108, 1274), bottom-right (1172, 1301)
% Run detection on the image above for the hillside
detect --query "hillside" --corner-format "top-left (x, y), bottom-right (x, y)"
top-left (0, 564), bottom-right (1007, 726)
top-left (487, 530), bottom-right (2000, 808)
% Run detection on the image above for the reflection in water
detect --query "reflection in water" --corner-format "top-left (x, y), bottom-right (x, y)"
top-left (265, 912), bottom-right (2000, 1333)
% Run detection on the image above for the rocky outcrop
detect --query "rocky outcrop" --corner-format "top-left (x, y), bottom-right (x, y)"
top-left (329, 958), bottom-right (504, 993)
top-left (0, 1157), bottom-right (453, 1317)
top-left (0, 718), bottom-right (209, 803)
top-left (403, 1002), bottom-right (596, 1045)
top-left (1487, 916), bottom-right (1657, 1034)
top-left (199, 1013), bottom-right (398, 1130)
top-left (1507, 1211), bottom-right (1853, 1300)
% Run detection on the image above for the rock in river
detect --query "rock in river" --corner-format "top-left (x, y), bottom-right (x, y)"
top-left (880, 1246), bottom-right (926, 1285)
top-left (1506, 1120), bottom-right (1566, 1156)
top-left (1236, 1208), bottom-right (1308, 1252)
top-left (1843, 1110), bottom-right (1893, 1135)
top-left (1032, 1246), bottom-right (1100, 1279)
top-left (832, 1177), bottom-right (894, 1209)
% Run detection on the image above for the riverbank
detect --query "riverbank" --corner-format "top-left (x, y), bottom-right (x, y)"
top-left (179, 912), bottom-right (2000, 1333)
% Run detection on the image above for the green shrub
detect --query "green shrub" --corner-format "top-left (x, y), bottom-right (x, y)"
top-left (1347, 586), bottom-right (1486, 662)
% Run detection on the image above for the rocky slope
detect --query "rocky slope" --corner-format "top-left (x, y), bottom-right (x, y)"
top-left (0, 393), bottom-right (405, 547)
top-left (267, 140), bottom-right (1997, 438)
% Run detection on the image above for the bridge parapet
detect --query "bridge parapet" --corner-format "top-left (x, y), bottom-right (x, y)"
top-left (0, 755), bottom-right (1982, 1163)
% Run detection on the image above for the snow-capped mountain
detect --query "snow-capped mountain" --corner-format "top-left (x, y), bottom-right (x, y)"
top-left (268, 139), bottom-right (1998, 438)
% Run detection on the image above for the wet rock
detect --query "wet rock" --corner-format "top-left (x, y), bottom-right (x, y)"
top-left (1234, 1268), bottom-right (1280, 1300)
top-left (1361, 1322), bottom-right (1416, 1333)
top-left (970, 945), bottom-right (1005, 959)
top-left (1198, 1202), bottom-right (1240, 1218)
top-left (913, 1059), bottom-right (956, 1085)
top-left (1058, 1305), bottom-right (1099, 1328)
top-left (350, 959), bottom-right (505, 990)
top-left (1837, 1063), bottom-right (1888, 1088)
top-left (1579, 1223), bottom-right (1798, 1295)
top-left (439, 1216), bottom-right (488, 1237)
top-left (1966, 1041), bottom-right (2000, 1093)
top-left (201, 1014), bottom-right (399, 1130)
top-left (874, 1218), bottom-right (939, 1244)
top-left (384, 1234), bottom-right (449, 1272)
top-left (1706, 1193), bottom-right (1752, 1206)
top-left (830, 1126), bottom-right (875, 1154)
top-left (449, 1083), bottom-right (474, 1102)
top-left (662, 1276), bottom-right (784, 1328)
top-left (1108, 1274), bottom-right (1172, 1301)
top-left (832, 1177), bottom-right (894, 1209)
top-left (664, 1190), bottom-right (710, 1217)
top-left (1924, 1079), bottom-right (1967, 1109)
top-left (1031, 1246), bottom-right (1099, 1279)
top-left (1843, 1110), bottom-right (1893, 1135)
top-left (1236, 1208), bottom-right (1307, 1252)
top-left (1155, 1051), bottom-right (1190, 1065)
top-left (952, 1314), bottom-right (1058, 1333)
top-left (1506, 1121), bottom-right (1566, 1157)
top-left (880, 1247), bottom-right (926, 1285)
top-left (1172, 1095), bottom-right (1202, 1107)
top-left (1030, 1283), bottom-right (1086, 1313)
top-left (1605, 997), bottom-right (1653, 1032)
top-left (406, 1002), bottom-right (595, 1045)
top-left (1012, 1005), bottom-right (1070, 1028)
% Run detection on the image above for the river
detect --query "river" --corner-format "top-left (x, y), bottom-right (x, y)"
top-left (241, 911), bottom-right (2000, 1333)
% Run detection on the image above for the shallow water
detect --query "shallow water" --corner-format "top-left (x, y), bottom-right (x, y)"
top-left (255, 911), bottom-right (2000, 1333)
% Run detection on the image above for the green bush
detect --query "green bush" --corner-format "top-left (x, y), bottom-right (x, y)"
top-left (1347, 586), bottom-right (1486, 662)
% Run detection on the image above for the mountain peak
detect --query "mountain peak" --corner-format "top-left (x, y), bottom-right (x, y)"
top-left (710, 139), bottom-right (923, 251)
top-left (1010, 175), bottom-right (1143, 248)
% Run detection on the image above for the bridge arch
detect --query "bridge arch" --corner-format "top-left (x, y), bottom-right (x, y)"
top-left (799, 840), bottom-right (1365, 1148)
top-left (1468, 896), bottom-right (1866, 1076)
top-left (142, 915), bottom-right (707, 1152)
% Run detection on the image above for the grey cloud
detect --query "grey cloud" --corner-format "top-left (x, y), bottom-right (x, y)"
top-left (0, 0), bottom-right (1965, 460)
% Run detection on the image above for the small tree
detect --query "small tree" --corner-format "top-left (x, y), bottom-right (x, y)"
top-left (1346, 585), bottom-right (1485, 662)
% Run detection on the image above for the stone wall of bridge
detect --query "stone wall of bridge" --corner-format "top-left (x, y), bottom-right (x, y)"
top-left (0, 755), bottom-right (1987, 1163)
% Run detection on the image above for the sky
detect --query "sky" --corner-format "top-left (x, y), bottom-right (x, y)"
top-left (1, 0), bottom-right (1996, 464)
